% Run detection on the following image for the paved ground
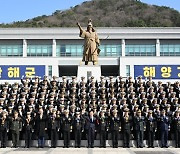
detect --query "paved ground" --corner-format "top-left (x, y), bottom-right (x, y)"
top-left (0, 148), bottom-right (180, 154)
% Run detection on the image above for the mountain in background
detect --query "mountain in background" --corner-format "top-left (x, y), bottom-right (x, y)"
top-left (0, 0), bottom-right (180, 27)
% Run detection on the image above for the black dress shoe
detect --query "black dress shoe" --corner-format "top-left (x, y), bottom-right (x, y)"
top-left (1, 145), bottom-right (6, 148)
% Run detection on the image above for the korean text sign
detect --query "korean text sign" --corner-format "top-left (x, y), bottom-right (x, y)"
top-left (0, 65), bottom-right (45, 80)
top-left (134, 65), bottom-right (180, 79)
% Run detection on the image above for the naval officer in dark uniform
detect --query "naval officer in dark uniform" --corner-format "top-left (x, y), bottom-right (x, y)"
top-left (62, 110), bottom-right (72, 148)
top-left (146, 110), bottom-right (157, 148)
top-left (35, 108), bottom-right (47, 148)
top-left (24, 112), bottom-right (34, 148)
top-left (98, 110), bottom-right (108, 148)
top-left (0, 111), bottom-right (9, 148)
top-left (122, 108), bottom-right (132, 148)
top-left (86, 110), bottom-right (97, 148)
top-left (159, 109), bottom-right (170, 148)
top-left (172, 110), bottom-right (180, 148)
top-left (73, 112), bottom-right (84, 148)
top-left (134, 110), bottom-right (145, 148)
top-left (48, 108), bottom-right (60, 148)
top-left (110, 110), bottom-right (121, 148)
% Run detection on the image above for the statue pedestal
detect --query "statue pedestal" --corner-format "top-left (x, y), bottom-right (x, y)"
top-left (77, 64), bottom-right (101, 81)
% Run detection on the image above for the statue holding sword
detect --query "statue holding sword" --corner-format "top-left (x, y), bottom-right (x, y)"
top-left (77, 19), bottom-right (100, 65)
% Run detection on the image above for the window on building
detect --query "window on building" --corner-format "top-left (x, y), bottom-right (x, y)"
top-left (56, 45), bottom-right (83, 57)
top-left (56, 44), bottom-right (121, 57)
top-left (48, 65), bottom-right (52, 77)
top-left (126, 65), bottom-right (130, 77)
top-left (99, 45), bottom-right (122, 57)
top-left (27, 45), bottom-right (52, 56)
top-left (101, 65), bottom-right (119, 76)
top-left (125, 45), bottom-right (156, 56)
top-left (160, 44), bottom-right (180, 56)
top-left (59, 66), bottom-right (78, 77)
top-left (0, 45), bottom-right (23, 57)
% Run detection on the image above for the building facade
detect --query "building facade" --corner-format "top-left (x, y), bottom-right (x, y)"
top-left (0, 27), bottom-right (179, 82)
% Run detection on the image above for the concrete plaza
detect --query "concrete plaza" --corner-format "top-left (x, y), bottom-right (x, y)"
top-left (0, 147), bottom-right (180, 154)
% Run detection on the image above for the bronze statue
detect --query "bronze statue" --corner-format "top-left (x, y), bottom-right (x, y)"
top-left (77, 19), bottom-right (100, 65)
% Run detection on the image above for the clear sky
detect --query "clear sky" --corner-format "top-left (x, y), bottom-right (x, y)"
top-left (0, 0), bottom-right (179, 24)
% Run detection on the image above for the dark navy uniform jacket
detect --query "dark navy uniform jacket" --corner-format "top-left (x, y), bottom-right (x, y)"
top-left (85, 116), bottom-right (97, 130)
top-left (159, 116), bottom-right (170, 131)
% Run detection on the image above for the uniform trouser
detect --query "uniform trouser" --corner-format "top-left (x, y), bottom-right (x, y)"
top-left (148, 131), bottom-right (155, 147)
top-left (100, 130), bottom-right (106, 147)
top-left (156, 127), bottom-right (161, 140)
top-left (25, 130), bottom-right (32, 147)
top-left (38, 136), bottom-right (45, 147)
top-left (20, 128), bottom-right (25, 140)
top-left (111, 130), bottom-right (118, 147)
top-left (123, 130), bottom-right (130, 147)
top-left (12, 130), bottom-right (20, 147)
top-left (0, 130), bottom-right (7, 147)
top-left (51, 129), bottom-right (57, 147)
top-left (59, 128), bottom-right (63, 139)
top-left (161, 130), bottom-right (168, 147)
top-left (88, 127), bottom-right (95, 147)
top-left (71, 130), bottom-right (75, 140)
top-left (175, 131), bottom-right (180, 147)
top-left (136, 130), bottom-right (144, 147)
top-left (63, 131), bottom-right (70, 147)
top-left (75, 129), bottom-right (82, 147)
top-left (82, 129), bottom-right (87, 140)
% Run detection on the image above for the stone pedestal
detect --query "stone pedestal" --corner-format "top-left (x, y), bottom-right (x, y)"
top-left (77, 64), bottom-right (101, 81)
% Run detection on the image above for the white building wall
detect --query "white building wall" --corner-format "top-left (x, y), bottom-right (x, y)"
top-left (0, 27), bottom-right (179, 83)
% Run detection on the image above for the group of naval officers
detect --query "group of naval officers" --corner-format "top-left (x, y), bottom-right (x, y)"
top-left (0, 75), bottom-right (180, 148)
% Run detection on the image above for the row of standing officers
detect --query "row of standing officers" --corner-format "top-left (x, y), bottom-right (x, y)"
top-left (0, 108), bottom-right (180, 148)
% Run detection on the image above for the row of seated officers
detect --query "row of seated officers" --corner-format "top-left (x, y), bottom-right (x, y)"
top-left (0, 75), bottom-right (179, 148)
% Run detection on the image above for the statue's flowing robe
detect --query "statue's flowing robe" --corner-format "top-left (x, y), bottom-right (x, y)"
top-left (80, 30), bottom-right (100, 62)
